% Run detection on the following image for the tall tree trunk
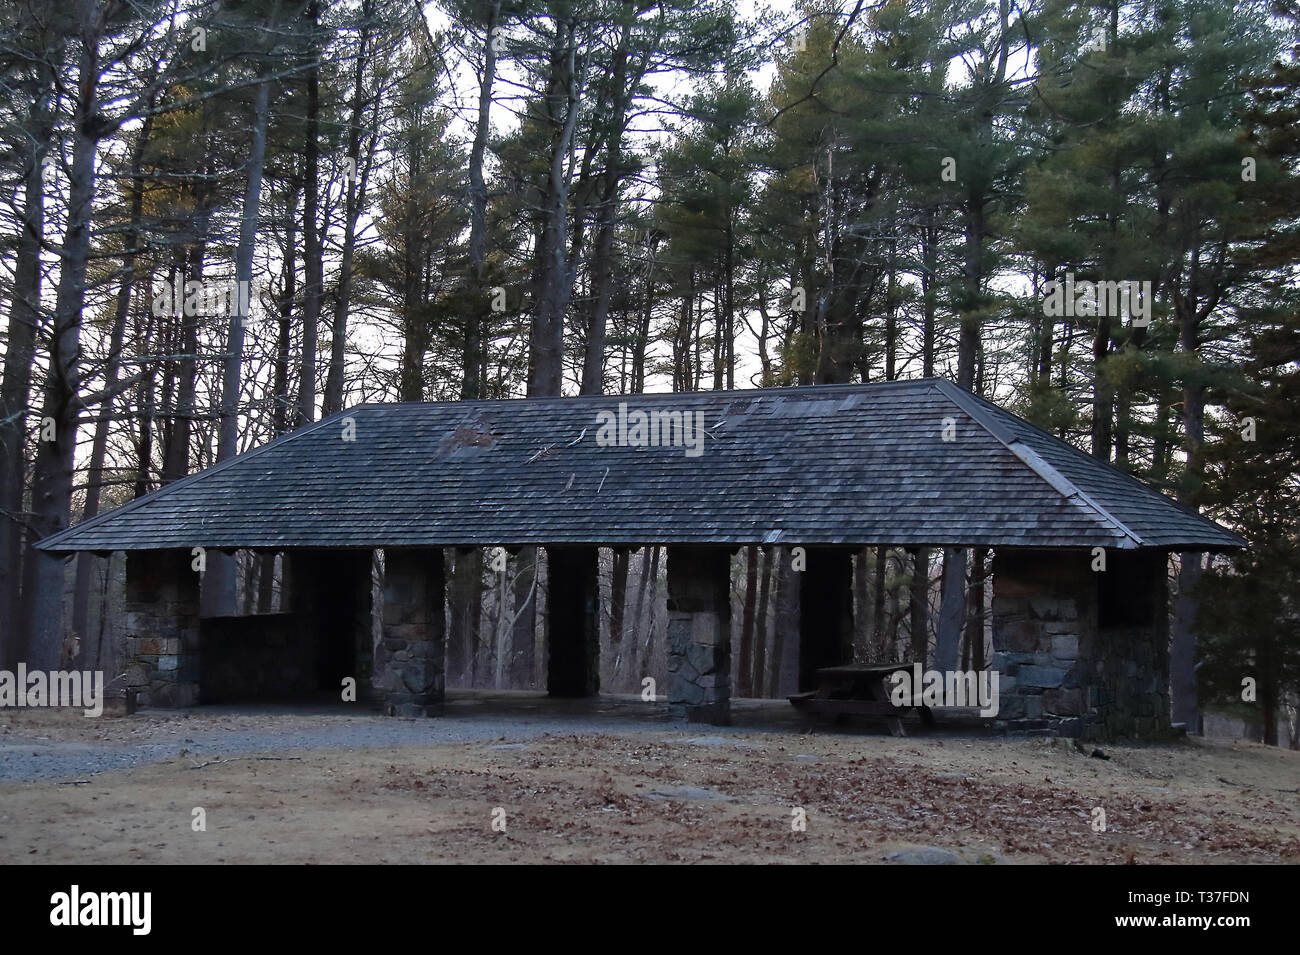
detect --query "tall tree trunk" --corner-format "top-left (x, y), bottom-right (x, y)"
top-left (772, 548), bottom-right (800, 696)
top-left (713, 274), bottom-right (725, 390)
top-left (921, 211), bottom-right (937, 378)
top-left (509, 548), bottom-right (539, 687)
top-left (871, 545), bottom-right (887, 657)
top-left (936, 196), bottom-right (984, 672)
top-left (956, 197), bottom-right (983, 389)
top-left (1171, 553), bottom-right (1202, 729)
top-left (753, 546), bottom-right (773, 696)
top-left (909, 547), bottom-right (929, 666)
top-left (1260, 671), bottom-right (1278, 747)
top-left (518, 22), bottom-right (580, 682)
top-left (937, 3), bottom-right (1008, 670)
top-left (260, 176), bottom-right (301, 612)
top-left (1091, 100), bottom-right (1124, 461)
top-left (72, 114), bottom-right (155, 660)
top-left (22, 23), bottom-right (102, 666)
top-left (755, 293), bottom-right (773, 385)
top-left (297, 2), bottom-right (322, 428)
top-left (274, 179), bottom-right (300, 436)
top-left (1171, 299), bottom-right (1206, 728)
top-left (0, 73), bottom-right (52, 664)
top-left (447, 549), bottom-right (483, 686)
top-left (133, 306), bottom-right (158, 500)
top-left (324, 0), bottom-right (377, 416)
top-left (609, 547), bottom-right (629, 645)
top-left (674, 280), bottom-right (691, 391)
top-left (580, 161), bottom-right (624, 395)
top-left (462, 0), bottom-right (500, 399)
top-left (1034, 265), bottom-right (1054, 385)
top-left (160, 183), bottom-right (210, 485)
top-left (885, 236), bottom-right (897, 381)
top-left (853, 546), bottom-right (870, 660)
top-left (626, 545), bottom-right (653, 681)
top-left (455, 58), bottom-right (497, 686)
top-left (1090, 313), bottom-right (1113, 461)
top-left (908, 208), bottom-right (938, 670)
top-left (935, 548), bottom-right (966, 672)
top-left (207, 74), bottom-right (273, 617)
top-left (527, 21), bottom-right (582, 397)
top-left (724, 224), bottom-right (735, 390)
top-left (1114, 389), bottom-right (1131, 468)
top-left (630, 249), bottom-right (654, 392)
top-left (242, 553), bottom-right (259, 615)
top-left (636, 545), bottom-right (660, 684)
top-left (967, 547), bottom-right (986, 670)
top-left (737, 544), bottom-right (758, 696)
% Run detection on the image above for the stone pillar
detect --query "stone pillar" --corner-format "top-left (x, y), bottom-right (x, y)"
top-left (351, 553), bottom-right (377, 698)
top-left (798, 547), bottom-right (854, 691)
top-left (124, 549), bottom-right (201, 707)
top-left (546, 545), bottom-right (600, 697)
top-left (991, 548), bottom-right (1170, 741)
top-left (665, 546), bottom-right (731, 724)
top-left (375, 548), bottom-right (445, 716)
top-left (287, 549), bottom-right (375, 700)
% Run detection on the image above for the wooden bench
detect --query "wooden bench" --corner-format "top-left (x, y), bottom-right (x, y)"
top-left (789, 663), bottom-right (935, 736)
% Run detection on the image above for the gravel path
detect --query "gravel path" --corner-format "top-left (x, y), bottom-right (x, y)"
top-left (0, 694), bottom-right (974, 783)
top-left (0, 710), bottom-right (685, 783)
top-left (0, 690), bottom-right (833, 781)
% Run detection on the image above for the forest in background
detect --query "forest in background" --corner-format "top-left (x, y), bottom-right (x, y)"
top-left (1, 0), bottom-right (1298, 744)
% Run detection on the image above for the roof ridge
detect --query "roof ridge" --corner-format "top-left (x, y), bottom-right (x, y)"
top-left (931, 380), bottom-right (1143, 547)
top-left (943, 382), bottom-right (1246, 548)
top-left (367, 379), bottom-right (937, 411)
top-left (36, 411), bottom-right (348, 552)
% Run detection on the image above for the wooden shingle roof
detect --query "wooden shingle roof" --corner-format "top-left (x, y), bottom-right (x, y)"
top-left (38, 379), bottom-right (1244, 553)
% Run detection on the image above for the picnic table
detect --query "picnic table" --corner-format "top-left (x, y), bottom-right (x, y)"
top-left (788, 663), bottom-right (935, 736)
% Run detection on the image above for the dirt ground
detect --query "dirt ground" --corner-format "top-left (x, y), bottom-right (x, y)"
top-left (2, 703), bottom-right (1298, 864)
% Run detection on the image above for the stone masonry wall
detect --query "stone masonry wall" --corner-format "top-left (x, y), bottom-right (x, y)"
top-left (123, 549), bottom-right (201, 708)
top-left (991, 549), bottom-right (1170, 741)
top-left (665, 546), bottom-right (731, 724)
top-left (374, 549), bottom-right (445, 717)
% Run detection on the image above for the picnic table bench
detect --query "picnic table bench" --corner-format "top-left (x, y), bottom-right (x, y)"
top-left (789, 663), bottom-right (935, 736)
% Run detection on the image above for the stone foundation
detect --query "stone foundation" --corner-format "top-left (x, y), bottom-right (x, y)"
top-left (665, 546), bottom-right (731, 724)
top-left (991, 549), bottom-right (1170, 741)
top-left (123, 550), bottom-right (201, 707)
top-left (374, 549), bottom-right (446, 716)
